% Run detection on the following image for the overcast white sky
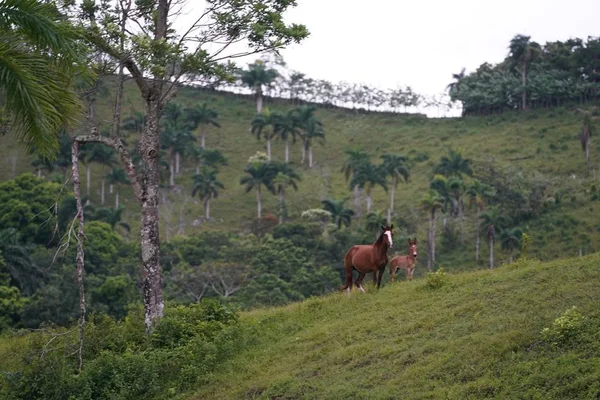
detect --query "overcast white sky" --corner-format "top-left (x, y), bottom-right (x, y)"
top-left (178, 0), bottom-right (600, 115)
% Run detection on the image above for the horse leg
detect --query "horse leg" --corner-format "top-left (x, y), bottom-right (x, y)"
top-left (390, 266), bottom-right (396, 283)
top-left (408, 266), bottom-right (414, 281)
top-left (341, 249), bottom-right (355, 295)
top-left (377, 267), bottom-right (385, 289)
top-left (355, 271), bottom-right (367, 292)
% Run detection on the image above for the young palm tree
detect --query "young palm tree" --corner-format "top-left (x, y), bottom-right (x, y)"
top-left (185, 103), bottom-right (220, 149)
top-left (295, 105), bottom-right (320, 165)
top-left (89, 206), bottom-right (131, 237)
top-left (121, 111), bottom-right (146, 136)
top-left (240, 60), bottom-right (279, 113)
top-left (250, 109), bottom-right (278, 161)
top-left (161, 103), bottom-right (195, 184)
top-left (105, 168), bottom-right (129, 209)
top-left (365, 210), bottom-right (387, 238)
top-left (321, 198), bottom-right (355, 229)
top-left (576, 107), bottom-right (600, 174)
top-left (273, 110), bottom-right (300, 163)
top-left (192, 166), bottom-right (224, 220)
top-left (380, 153), bottom-right (410, 224)
top-left (466, 180), bottom-right (496, 261)
top-left (303, 117), bottom-right (325, 168)
top-left (351, 161), bottom-right (388, 214)
top-left (500, 227), bottom-right (523, 263)
top-left (240, 161), bottom-right (277, 219)
top-left (0, 0), bottom-right (89, 158)
top-left (434, 149), bottom-right (473, 178)
top-left (480, 206), bottom-right (511, 268)
top-left (421, 190), bottom-right (444, 271)
top-left (271, 162), bottom-right (301, 224)
top-left (341, 149), bottom-right (370, 218)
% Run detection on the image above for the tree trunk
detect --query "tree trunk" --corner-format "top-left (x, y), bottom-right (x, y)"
top-left (175, 152), bottom-right (180, 174)
top-left (110, 183), bottom-right (113, 194)
top-left (388, 177), bottom-right (396, 224)
top-left (586, 140), bottom-right (591, 174)
top-left (521, 59), bottom-right (527, 111)
top-left (308, 145), bottom-right (314, 168)
top-left (101, 179), bottom-right (105, 205)
top-left (204, 198), bottom-right (210, 219)
top-left (115, 190), bottom-right (119, 209)
top-left (71, 140), bottom-right (86, 372)
top-left (353, 185), bottom-right (361, 218)
top-left (169, 154), bottom-right (175, 187)
top-left (301, 140), bottom-right (306, 163)
top-left (279, 191), bottom-right (284, 224)
top-left (86, 165), bottom-right (91, 197)
top-left (366, 193), bottom-right (372, 214)
top-left (196, 164), bottom-right (200, 175)
top-left (37, 169), bottom-right (41, 178)
top-left (427, 210), bottom-right (433, 271)
top-left (256, 88), bottom-right (263, 113)
top-left (201, 127), bottom-right (206, 149)
top-left (266, 137), bottom-right (271, 161)
top-left (431, 209), bottom-right (437, 267)
top-left (475, 227), bottom-right (480, 262)
top-left (285, 138), bottom-right (289, 163)
top-left (256, 186), bottom-right (262, 219)
top-left (489, 238), bottom-right (494, 269)
top-left (140, 99), bottom-right (164, 333)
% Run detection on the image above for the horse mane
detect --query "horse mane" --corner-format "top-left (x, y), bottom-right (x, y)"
top-left (374, 230), bottom-right (385, 246)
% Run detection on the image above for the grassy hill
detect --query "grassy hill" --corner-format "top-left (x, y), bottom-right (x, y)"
top-left (190, 254), bottom-right (600, 400)
top-left (1, 78), bottom-right (599, 266)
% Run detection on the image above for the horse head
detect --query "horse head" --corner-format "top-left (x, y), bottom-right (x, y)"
top-left (408, 237), bottom-right (418, 258)
top-left (381, 225), bottom-right (394, 249)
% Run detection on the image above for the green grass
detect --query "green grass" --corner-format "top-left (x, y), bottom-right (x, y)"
top-left (190, 254), bottom-right (600, 400)
top-left (0, 79), bottom-right (599, 265)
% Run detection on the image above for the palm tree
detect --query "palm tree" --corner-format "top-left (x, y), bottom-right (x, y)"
top-left (0, 0), bottom-right (88, 158)
top-left (576, 107), bottom-right (600, 174)
top-left (341, 149), bottom-right (370, 218)
top-left (351, 161), bottom-right (388, 214)
top-left (161, 103), bottom-right (195, 184)
top-left (421, 190), bottom-right (443, 271)
top-left (121, 111), bottom-right (146, 135)
top-left (295, 105), bottom-right (319, 165)
top-left (434, 149), bottom-right (473, 178)
top-left (185, 103), bottom-right (220, 149)
top-left (446, 68), bottom-right (466, 98)
top-left (192, 166), bottom-right (224, 220)
top-left (466, 180), bottom-right (495, 261)
top-left (321, 199), bottom-right (355, 229)
top-left (271, 162), bottom-right (301, 224)
top-left (89, 206), bottom-right (131, 236)
top-left (240, 60), bottom-right (279, 113)
top-left (188, 145), bottom-right (228, 174)
top-left (302, 117), bottom-right (325, 168)
top-left (365, 210), bottom-right (386, 237)
top-left (380, 154), bottom-right (410, 224)
top-left (240, 161), bottom-right (277, 219)
top-left (250, 109), bottom-right (278, 161)
top-left (500, 227), bottom-right (523, 263)
top-left (105, 168), bottom-right (129, 209)
top-left (273, 110), bottom-right (300, 163)
top-left (480, 206), bottom-right (511, 268)
top-left (508, 34), bottom-right (541, 110)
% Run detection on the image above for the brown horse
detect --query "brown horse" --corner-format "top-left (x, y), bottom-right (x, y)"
top-left (341, 225), bottom-right (394, 294)
top-left (389, 238), bottom-right (418, 282)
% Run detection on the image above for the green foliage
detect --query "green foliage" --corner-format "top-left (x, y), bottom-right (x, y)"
top-left (541, 306), bottom-right (587, 348)
top-left (425, 267), bottom-right (448, 289)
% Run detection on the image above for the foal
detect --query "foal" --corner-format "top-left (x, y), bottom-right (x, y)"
top-left (389, 238), bottom-right (418, 282)
top-left (341, 225), bottom-right (394, 294)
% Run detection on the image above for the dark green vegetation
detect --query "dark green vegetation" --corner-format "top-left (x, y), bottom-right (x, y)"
top-left (2, 255), bottom-right (598, 400)
top-left (449, 35), bottom-right (600, 115)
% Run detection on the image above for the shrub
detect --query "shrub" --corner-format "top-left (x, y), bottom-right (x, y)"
top-left (541, 306), bottom-right (586, 347)
top-left (425, 267), bottom-right (448, 290)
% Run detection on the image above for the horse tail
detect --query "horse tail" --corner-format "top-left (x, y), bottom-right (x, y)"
top-left (340, 246), bottom-right (357, 291)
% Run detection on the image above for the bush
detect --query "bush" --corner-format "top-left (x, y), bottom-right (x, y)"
top-left (425, 267), bottom-right (448, 290)
top-left (541, 306), bottom-right (586, 348)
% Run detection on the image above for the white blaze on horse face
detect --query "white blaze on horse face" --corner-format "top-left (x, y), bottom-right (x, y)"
top-left (384, 231), bottom-right (393, 247)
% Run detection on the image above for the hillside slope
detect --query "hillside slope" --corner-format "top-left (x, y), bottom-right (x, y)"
top-left (0, 80), bottom-right (599, 265)
top-left (191, 254), bottom-right (600, 400)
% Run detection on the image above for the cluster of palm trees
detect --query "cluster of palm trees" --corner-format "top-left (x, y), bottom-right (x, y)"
top-left (420, 149), bottom-right (524, 270)
top-left (250, 105), bottom-right (325, 168)
top-left (240, 153), bottom-right (301, 222)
